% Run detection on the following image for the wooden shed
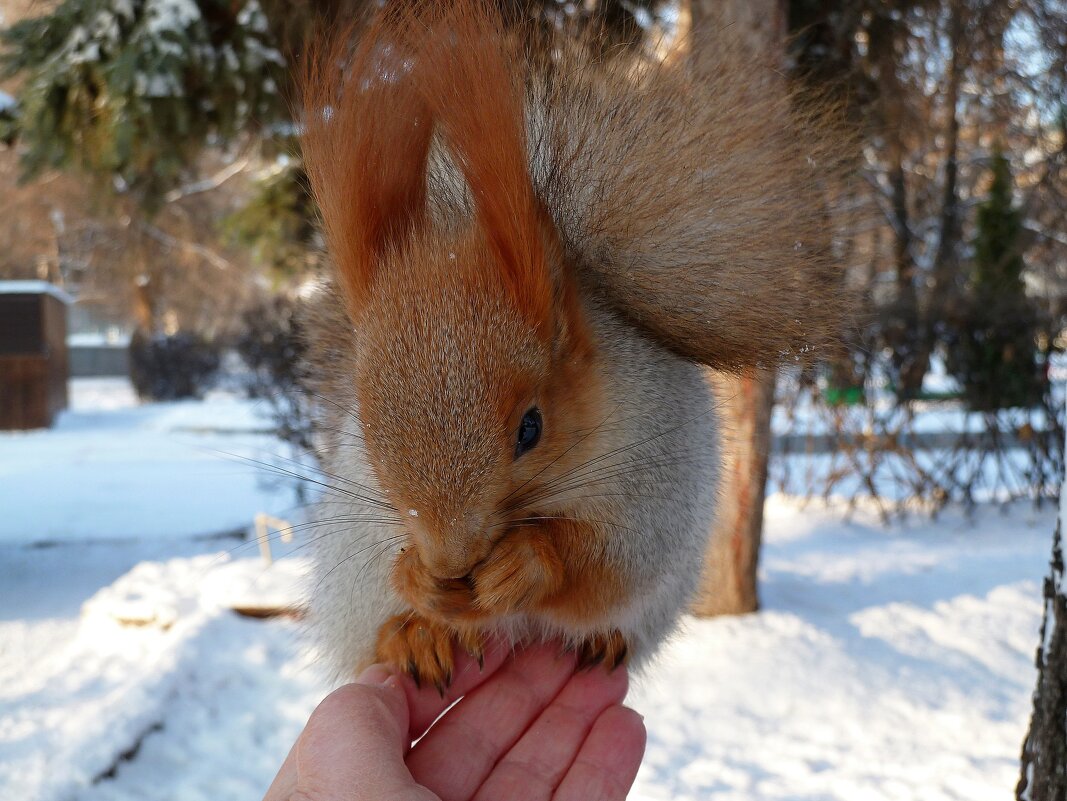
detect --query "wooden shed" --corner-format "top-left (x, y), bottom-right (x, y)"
top-left (0, 281), bottom-right (72, 430)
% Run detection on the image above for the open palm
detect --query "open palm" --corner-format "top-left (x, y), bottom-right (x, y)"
top-left (264, 642), bottom-right (646, 801)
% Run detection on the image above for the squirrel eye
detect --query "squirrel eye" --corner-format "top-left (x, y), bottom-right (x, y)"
top-left (515, 407), bottom-right (543, 459)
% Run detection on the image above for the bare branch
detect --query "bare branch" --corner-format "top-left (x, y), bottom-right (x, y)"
top-left (163, 157), bottom-right (251, 204)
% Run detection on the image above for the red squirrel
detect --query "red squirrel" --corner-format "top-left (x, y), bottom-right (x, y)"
top-left (299, 0), bottom-right (846, 689)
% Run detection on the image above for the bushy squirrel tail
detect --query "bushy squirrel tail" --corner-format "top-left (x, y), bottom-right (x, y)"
top-left (528, 13), bottom-right (852, 369)
top-left (301, 0), bottom-right (851, 369)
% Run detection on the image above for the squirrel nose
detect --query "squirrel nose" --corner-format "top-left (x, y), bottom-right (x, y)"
top-left (412, 518), bottom-right (492, 579)
top-left (407, 509), bottom-right (490, 580)
top-left (420, 549), bottom-right (480, 580)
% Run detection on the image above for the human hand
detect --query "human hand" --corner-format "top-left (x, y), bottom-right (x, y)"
top-left (263, 641), bottom-right (646, 801)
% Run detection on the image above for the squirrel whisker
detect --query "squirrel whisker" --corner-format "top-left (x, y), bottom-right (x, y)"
top-left (497, 401), bottom-right (624, 509)
top-left (314, 533), bottom-right (409, 595)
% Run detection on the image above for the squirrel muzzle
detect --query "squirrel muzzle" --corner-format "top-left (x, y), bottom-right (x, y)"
top-left (409, 514), bottom-right (493, 580)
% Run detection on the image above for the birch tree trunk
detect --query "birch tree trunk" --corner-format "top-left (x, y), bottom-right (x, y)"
top-left (688, 0), bottom-right (784, 617)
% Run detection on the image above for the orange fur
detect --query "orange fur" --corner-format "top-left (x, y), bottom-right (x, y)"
top-left (300, 10), bottom-right (434, 317)
top-left (472, 526), bottom-right (567, 614)
top-left (532, 519), bottom-right (630, 625)
top-left (391, 514), bottom-right (628, 631)
top-left (413, 4), bottom-right (553, 331)
top-left (301, 2), bottom-right (552, 332)
top-left (375, 612), bottom-right (485, 692)
top-left (300, 1), bottom-right (647, 678)
top-left (385, 516), bottom-right (631, 677)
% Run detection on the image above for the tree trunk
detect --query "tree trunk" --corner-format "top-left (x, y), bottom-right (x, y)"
top-left (688, 0), bottom-right (784, 617)
top-left (907, 0), bottom-right (964, 397)
top-left (931, 0), bottom-right (964, 290)
top-left (1016, 406), bottom-right (1067, 799)
top-left (1017, 525), bottom-right (1067, 800)
top-left (132, 275), bottom-right (157, 335)
top-left (693, 368), bottom-right (776, 616)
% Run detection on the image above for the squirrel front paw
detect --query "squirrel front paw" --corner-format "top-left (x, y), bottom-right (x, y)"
top-left (471, 526), bottom-right (565, 615)
top-left (392, 528), bottom-right (566, 621)
top-left (375, 613), bottom-right (484, 693)
top-left (392, 546), bottom-right (480, 620)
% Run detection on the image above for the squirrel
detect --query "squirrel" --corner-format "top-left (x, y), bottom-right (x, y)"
top-left (298, 0), bottom-right (846, 689)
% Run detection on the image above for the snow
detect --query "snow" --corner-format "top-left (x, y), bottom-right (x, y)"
top-left (144, 0), bottom-right (202, 37)
top-left (0, 380), bottom-right (1053, 800)
top-left (0, 551), bottom-right (315, 801)
top-left (0, 280), bottom-right (73, 303)
top-left (112, 0), bottom-right (136, 22)
top-left (67, 331), bottom-right (132, 347)
top-left (632, 500), bottom-right (1048, 801)
top-left (241, 38), bottom-right (286, 69)
top-left (68, 377), bottom-right (139, 411)
top-left (0, 379), bottom-right (299, 544)
top-left (88, 9), bottom-right (122, 49)
top-left (135, 72), bottom-right (182, 98)
top-left (771, 391), bottom-right (1056, 440)
top-left (236, 0), bottom-right (270, 35)
top-left (199, 556), bottom-right (308, 615)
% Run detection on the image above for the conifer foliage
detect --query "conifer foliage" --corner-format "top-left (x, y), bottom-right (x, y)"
top-left (947, 149), bottom-right (1044, 411)
top-left (0, 0), bottom-right (288, 204)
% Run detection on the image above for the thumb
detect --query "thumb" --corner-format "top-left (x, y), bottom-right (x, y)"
top-left (291, 666), bottom-right (430, 801)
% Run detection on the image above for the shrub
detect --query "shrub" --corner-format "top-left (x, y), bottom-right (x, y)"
top-left (129, 330), bottom-right (221, 401)
top-left (947, 149), bottom-right (1044, 411)
top-left (234, 296), bottom-right (313, 453)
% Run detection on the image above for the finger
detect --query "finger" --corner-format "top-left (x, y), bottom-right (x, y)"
top-left (400, 637), bottom-right (512, 740)
top-left (552, 705), bottom-right (646, 801)
top-left (407, 643), bottom-right (578, 801)
top-left (261, 738), bottom-right (299, 801)
top-left (472, 665), bottom-right (629, 801)
top-left (293, 668), bottom-right (434, 801)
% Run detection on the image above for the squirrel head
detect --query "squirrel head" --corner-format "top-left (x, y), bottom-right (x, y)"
top-left (302, 1), bottom-right (606, 580)
top-left (352, 218), bottom-right (602, 579)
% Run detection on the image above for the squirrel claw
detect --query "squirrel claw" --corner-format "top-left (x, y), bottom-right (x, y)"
top-left (575, 630), bottom-right (628, 671)
top-left (375, 613), bottom-right (458, 691)
top-left (455, 627), bottom-right (485, 669)
top-left (375, 613), bottom-right (487, 691)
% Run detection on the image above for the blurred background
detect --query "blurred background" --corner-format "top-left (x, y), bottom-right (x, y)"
top-left (0, 1), bottom-right (1065, 800)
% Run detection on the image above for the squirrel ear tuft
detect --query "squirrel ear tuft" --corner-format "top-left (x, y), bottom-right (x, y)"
top-left (300, 12), bottom-right (433, 317)
top-left (413, 0), bottom-right (553, 333)
top-left (303, 1), bottom-right (556, 332)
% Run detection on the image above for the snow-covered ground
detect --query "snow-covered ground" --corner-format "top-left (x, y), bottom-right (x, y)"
top-left (0, 380), bottom-right (1054, 800)
top-left (0, 379), bottom-right (300, 543)
top-left (637, 500), bottom-right (1050, 801)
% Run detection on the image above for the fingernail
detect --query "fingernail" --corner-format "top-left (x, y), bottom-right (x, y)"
top-left (356, 664), bottom-right (396, 687)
